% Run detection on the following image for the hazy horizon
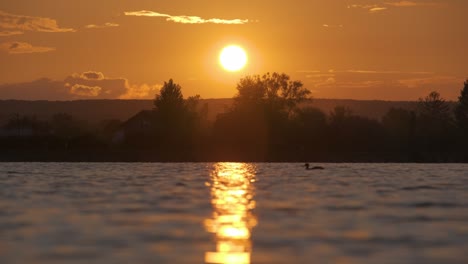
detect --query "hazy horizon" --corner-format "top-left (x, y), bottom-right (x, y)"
top-left (0, 0), bottom-right (467, 101)
top-left (0, 96), bottom-right (435, 102)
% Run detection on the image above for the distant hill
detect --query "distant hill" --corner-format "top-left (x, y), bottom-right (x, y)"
top-left (301, 99), bottom-right (419, 120)
top-left (0, 98), bottom-right (421, 125)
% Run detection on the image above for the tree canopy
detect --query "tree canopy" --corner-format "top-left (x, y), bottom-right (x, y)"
top-left (234, 72), bottom-right (311, 112)
top-left (455, 80), bottom-right (468, 129)
top-left (154, 79), bottom-right (185, 115)
top-left (2, 75), bottom-right (468, 162)
top-left (418, 91), bottom-right (451, 120)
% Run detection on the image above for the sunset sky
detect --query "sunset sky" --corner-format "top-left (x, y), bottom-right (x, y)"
top-left (0, 0), bottom-right (466, 101)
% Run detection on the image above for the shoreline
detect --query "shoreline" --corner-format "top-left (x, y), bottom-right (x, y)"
top-left (2, 150), bottom-right (466, 163)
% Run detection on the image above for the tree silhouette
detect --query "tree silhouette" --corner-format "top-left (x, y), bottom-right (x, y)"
top-left (5, 74), bottom-right (468, 162)
top-left (151, 79), bottom-right (201, 151)
top-left (418, 91), bottom-right (450, 120)
top-left (235, 72), bottom-right (311, 113)
top-left (382, 108), bottom-right (415, 151)
top-left (5, 114), bottom-right (46, 136)
top-left (417, 91), bottom-right (456, 152)
top-left (329, 106), bottom-right (352, 125)
top-left (455, 80), bottom-right (468, 130)
top-left (328, 106), bottom-right (384, 151)
top-left (212, 72), bottom-right (311, 159)
top-left (291, 107), bottom-right (328, 151)
top-left (154, 79), bottom-right (185, 115)
top-left (51, 113), bottom-right (83, 138)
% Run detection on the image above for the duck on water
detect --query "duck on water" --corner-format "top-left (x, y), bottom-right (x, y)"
top-left (305, 163), bottom-right (324, 170)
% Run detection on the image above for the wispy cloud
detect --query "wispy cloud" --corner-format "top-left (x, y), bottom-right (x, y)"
top-left (0, 10), bottom-right (74, 36)
top-left (384, 1), bottom-right (440, 7)
top-left (348, 4), bottom-right (387, 13)
top-left (345, 70), bottom-right (433, 74)
top-left (398, 76), bottom-right (460, 88)
top-left (323, 24), bottom-right (343, 28)
top-left (85, 22), bottom-right (119, 29)
top-left (297, 70), bottom-right (322, 74)
top-left (124, 10), bottom-right (251, 24)
top-left (301, 69), bottom-right (430, 75)
top-left (349, 1), bottom-right (440, 13)
top-left (369, 7), bottom-right (388, 13)
top-left (0, 41), bottom-right (55, 54)
top-left (299, 69), bottom-right (462, 100)
top-left (0, 30), bottom-right (23, 37)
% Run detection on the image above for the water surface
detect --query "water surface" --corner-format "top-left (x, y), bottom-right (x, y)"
top-left (0, 163), bottom-right (467, 263)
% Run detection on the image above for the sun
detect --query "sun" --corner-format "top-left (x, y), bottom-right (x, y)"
top-left (219, 45), bottom-right (248, 72)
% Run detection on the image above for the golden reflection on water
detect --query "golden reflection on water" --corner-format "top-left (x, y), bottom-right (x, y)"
top-left (205, 163), bottom-right (257, 264)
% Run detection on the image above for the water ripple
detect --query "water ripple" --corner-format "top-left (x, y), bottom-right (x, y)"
top-left (0, 162), bottom-right (466, 264)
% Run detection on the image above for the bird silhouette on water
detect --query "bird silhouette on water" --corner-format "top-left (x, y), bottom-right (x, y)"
top-left (304, 163), bottom-right (324, 170)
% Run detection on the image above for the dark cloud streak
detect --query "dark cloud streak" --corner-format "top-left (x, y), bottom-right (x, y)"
top-left (0, 10), bottom-right (75, 36)
top-left (0, 41), bottom-right (55, 54)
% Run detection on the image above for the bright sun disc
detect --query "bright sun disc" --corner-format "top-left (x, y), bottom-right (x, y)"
top-left (219, 45), bottom-right (248, 72)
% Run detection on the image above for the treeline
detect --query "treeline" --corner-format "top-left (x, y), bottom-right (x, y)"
top-left (1, 73), bottom-right (467, 162)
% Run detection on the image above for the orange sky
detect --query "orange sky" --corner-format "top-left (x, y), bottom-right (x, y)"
top-left (0, 0), bottom-right (466, 100)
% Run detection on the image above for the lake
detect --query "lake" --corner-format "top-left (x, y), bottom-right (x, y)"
top-left (0, 163), bottom-right (467, 263)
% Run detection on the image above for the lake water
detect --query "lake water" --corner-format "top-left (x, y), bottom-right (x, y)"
top-left (0, 163), bottom-right (467, 264)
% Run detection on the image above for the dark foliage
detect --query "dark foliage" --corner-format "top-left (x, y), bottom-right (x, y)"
top-left (455, 80), bottom-right (468, 130)
top-left (1, 76), bottom-right (467, 162)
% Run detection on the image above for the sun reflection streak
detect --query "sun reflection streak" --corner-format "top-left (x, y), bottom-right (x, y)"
top-left (205, 163), bottom-right (257, 264)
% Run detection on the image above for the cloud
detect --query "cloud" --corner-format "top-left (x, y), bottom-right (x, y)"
top-left (65, 73), bottom-right (128, 99)
top-left (0, 41), bottom-right (55, 54)
top-left (345, 70), bottom-right (433, 74)
top-left (0, 10), bottom-right (75, 36)
top-left (300, 70), bottom-right (463, 100)
top-left (297, 70), bottom-right (321, 74)
top-left (63, 71), bottom-right (161, 99)
top-left (70, 84), bottom-right (102, 97)
top-left (348, 1), bottom-right (440, 13)
top-left (0, 78), bottom-right (70, 100)
top-left (302, 69), bottom-right (436, 77)
top-left (85, 22), bottom-right (119, 29)
top-left (369, 7), bottom-right (388, 13)
top-left (121, 83), bottom-right (161, 99)
top-left (348, 4), bottom-right (387, 13)
top-left (66, 72), bottom-right (162, 99)
top-left (77, 71), bottom-right (105, 80)
top-left (384, 1), bottom-right (439, 7)
top-left (0, 72), bottom-right (162, 100)
top-left (0, 30), bottom-right (23, 37)
top-left (124, 10), bottom-right (251, 24)
top-left (306, 73), bottom-right (335, 78)
top-left (397, 76), bottom-right (460, 89)
top-left (323, 24), bottom-right (343, 28)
